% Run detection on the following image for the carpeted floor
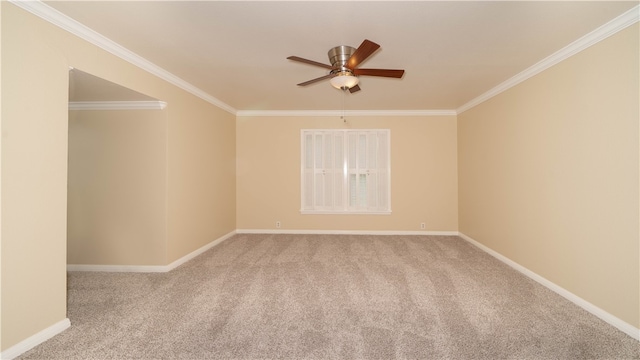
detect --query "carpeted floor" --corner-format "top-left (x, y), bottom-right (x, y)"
top-left (17, 234), bottom-right (640, 359)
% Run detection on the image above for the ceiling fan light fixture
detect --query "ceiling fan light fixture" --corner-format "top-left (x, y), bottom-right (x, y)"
top-left (330, 71), bottom-right (359, 90)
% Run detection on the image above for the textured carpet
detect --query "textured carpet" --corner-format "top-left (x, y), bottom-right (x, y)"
top-left (18, 234), bottom-right (640, 359)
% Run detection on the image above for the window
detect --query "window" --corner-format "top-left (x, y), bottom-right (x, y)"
top-left (301, 129), bottom-right (390, 214)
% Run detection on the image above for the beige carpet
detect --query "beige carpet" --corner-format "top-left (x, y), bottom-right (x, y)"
top-left (18, 234), bottom-right (640, 359)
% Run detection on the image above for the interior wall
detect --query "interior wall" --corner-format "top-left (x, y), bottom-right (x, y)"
top-left (236, 115), bottom-right (458, 232)
top-left (1, 2), bottom-right (69, 350)
top-left (67, 109), bottom-right (167, 266)
top-left (166, 97), bottom-right (236, 263)
top-left (458, 24), bottom-right (639, 328)
top-left (1, 3), bottom-right (236, 351)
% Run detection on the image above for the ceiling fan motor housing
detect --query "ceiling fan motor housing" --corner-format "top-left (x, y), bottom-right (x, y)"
top-left (328, 45), bottom-right (356, 73)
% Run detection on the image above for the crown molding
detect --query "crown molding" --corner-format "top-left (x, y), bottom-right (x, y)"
top-left (9, 0), bottom-right (237, 115)
top-left (236, 109), bottom-right (457, 117)
top-left (69, 101), bottom-right (167, 111)
top-left (11, 1), bottom-right (638, 118)
top-left (457, 4), bottom-right (640, 114)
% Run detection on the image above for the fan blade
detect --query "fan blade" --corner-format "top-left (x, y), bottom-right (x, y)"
top-left (348, 84), bottom-right (361, 93)
top-left (287, 56), bottom-right (334, 70)
top-left (297, 73), bottom-right (336, 86)
top-left (346, 39), bottom-right (380, 69)
top-left (353, 69), bottom-right (405, 78)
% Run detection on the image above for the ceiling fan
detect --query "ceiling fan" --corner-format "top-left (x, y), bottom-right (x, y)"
top-left (287, 39), bottom-right (405, 93)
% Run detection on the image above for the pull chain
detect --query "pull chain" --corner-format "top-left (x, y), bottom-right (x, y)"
top-left (341, 88), bottom-right (347, 123)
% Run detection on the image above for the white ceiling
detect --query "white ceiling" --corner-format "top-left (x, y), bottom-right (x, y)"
top-left (44, 1), bottom-right (637, 112)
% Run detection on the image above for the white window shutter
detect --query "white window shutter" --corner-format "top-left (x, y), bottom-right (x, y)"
top-left (333, 133), bottom-right (344, 209)
top-left (377, 131), bottom-right (390, 210)
top-left (321, 133), bottom-right (334, 209)
top-left (301, 129), bottom-right (390, 214)
top-left (302, 133), bottom-right (314, 210)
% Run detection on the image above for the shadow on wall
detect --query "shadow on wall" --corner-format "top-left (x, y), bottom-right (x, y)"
top-left (67, 69), bottom-right (169, 267)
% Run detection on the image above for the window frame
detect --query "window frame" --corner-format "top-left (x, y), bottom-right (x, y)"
top-left (300, 129), bottom-right (391, 215)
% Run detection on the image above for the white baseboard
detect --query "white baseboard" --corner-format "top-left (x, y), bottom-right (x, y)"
top-left (236, 229), bottom-right (459, 236)
top-left (64, 229), bottom-right (638, 340)
top-left (66, 264), bottom-right (169, 272)
top-left (67, 230), bottom-right (236, 273)
top-left (67, 230), bottom-right (454, 272)
top-left (458, 232), bottom-right (640, 341)
top-left (165, 230), bottom-right (236, 271)
top-left (0, 318), bottom-right (70, 360)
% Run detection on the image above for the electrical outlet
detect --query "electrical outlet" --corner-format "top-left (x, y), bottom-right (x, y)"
top-left (276, 221), bottom-right (281, 228)
top-left (420, 222), bottom-right (426, 230)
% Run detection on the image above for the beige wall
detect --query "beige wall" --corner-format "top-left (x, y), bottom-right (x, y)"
top-left (1, 3), bottom-right (236, 351)
top-left (237, 115), bottom-right (458, 232)
top-left (2, 3), bottom-right (69, 351)
top-left (67, 109), bottom-right (167, 265)
top-left (458, 24), bottom-right (639, 328)
top-left (166, 97), bottom-right (236, 263)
